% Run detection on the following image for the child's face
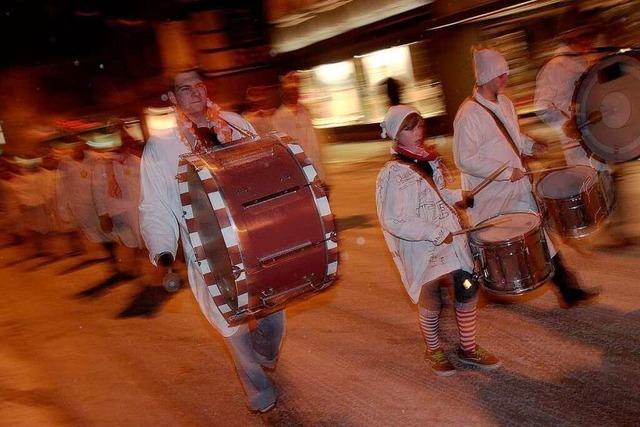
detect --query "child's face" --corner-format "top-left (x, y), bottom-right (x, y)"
top-left (396, 115), bottom-right (424, 149)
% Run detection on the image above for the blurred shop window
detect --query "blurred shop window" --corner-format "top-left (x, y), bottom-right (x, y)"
top-left (298, 43), bottom-right (446, 128)
top-left (360, 44), bottom-right (445, 124)
top-left (299, 60), bottom-right (364, 127)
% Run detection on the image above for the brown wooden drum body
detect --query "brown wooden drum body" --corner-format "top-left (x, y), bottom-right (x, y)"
top-left (177, 133), bottom-right (338, 325)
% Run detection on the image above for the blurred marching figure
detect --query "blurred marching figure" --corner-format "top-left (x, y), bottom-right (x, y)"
top-left (534, 14), bottom-right (630, 248)
top-left (12, 156), bottom-right (54, 258)
top-left (89, 133), bottom-right (144, 278)
top-left (242, 85), bottom-right (275, 136)
top-left (535, 19), bottom-right (612, 176)
top-left (56, 141), bottom-right (110, 255)
top-left (272, 71), bottom-right (326, 182)
top-left (383, 77), bottom-right (403, 107)
top-left (40, 150), bottom-right (84, 258)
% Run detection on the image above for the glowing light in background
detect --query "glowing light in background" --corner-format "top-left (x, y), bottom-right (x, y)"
top-left (315, 61), bottom-right (355, 84)
top-left (144, 107), bottom-right (177, 137)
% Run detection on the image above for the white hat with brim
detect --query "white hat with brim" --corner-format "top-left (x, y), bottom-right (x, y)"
top-left (380, 105), bottom-right (421, 140)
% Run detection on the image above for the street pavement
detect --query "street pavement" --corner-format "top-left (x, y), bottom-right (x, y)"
top-left (1, 133), bottom-right (640, 426)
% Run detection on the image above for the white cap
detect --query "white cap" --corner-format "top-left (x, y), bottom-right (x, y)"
top-left (380, 105), bottom-right (421, 140)
top-left (473, 48), bottom-right (509, 86)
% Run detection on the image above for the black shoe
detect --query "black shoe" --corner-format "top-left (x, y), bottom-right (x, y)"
top-left (562, 287), bottom-right (599, 308)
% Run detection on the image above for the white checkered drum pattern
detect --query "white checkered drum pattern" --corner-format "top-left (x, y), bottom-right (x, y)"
top-left (177, 134), bottom-right (338, 325)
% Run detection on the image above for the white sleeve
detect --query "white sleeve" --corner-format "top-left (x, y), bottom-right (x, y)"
top-left (534, 63), bottom-right (566, 126)
top-left (139, 140), bottom-right (180, 265)
top-left (453, 111), bottom-right (513, 181)
top-left (377, 166), bottom-right (449, 245)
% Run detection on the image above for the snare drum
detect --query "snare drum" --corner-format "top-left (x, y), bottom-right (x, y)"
top-left (536, 165), bottom-right (611, 238)
top-left (177, 133), bottom-right (338, 325)
top-left (469, 212), bottom-right (554, 295)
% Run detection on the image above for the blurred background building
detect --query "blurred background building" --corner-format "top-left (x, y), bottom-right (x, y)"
top-left (0, 0), bottom-right (639, 154)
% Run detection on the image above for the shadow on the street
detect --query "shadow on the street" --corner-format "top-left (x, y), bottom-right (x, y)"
top-left (334, 214), bottom-right (374, 232)
top-left (469, 303), bottom-right (640, 426)
top-left (31, 254), bottom-right (67, 269)
top-left (116, 285), bottom-right (177, 318)
top-left (74, 272), bottom-right (133, 299)
top-left (58, 256), bottom-right (112, 275)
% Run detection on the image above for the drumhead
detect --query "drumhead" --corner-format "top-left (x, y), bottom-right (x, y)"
top-left (472, 212), bottom-right (540, 243)
top-left (574, 53), bottom-right (640, 163)
top-left (537, 165), bottom-right (597, 199)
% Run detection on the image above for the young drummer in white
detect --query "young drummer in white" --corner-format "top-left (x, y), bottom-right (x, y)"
top-left (376, 105), bottom-right (500, 376)
top-left (453, 47), bottom-right (597, 306)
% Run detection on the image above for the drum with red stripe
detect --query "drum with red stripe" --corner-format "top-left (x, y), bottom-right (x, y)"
top-left (177, 133), bottom-right (338, 325)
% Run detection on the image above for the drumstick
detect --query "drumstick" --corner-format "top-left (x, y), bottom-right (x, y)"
top-left (219, 117), bottom-right (258, 139)
top-left (524, 165), bottom-right (573, 175)
top-left (469, 162), bottom-right (510, 197)
top-left (452, 218), bottom-right (511, 236)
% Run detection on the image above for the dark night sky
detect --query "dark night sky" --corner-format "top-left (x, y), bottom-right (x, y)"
top-left (0, 0), bottom-right (199, 68)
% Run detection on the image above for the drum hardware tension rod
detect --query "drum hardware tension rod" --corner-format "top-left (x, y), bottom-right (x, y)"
top-left (451, 218), bottom-right (512, 236)
top-left (469, 162), bottom-right (510, 197)
top-left (524, 165), bottom-right (573, 176)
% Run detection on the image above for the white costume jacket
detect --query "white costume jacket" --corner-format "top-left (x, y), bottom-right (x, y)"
top-left (139, 112), bottom-right (255, 337)
top-left (453, 92), bottom-right (538, 225)
top-left (454, 91), bottom-right (557, 256)
top-left (376, 159), bottom-right (474, 304)
top-left (534, 45), bottom-right (610, 172)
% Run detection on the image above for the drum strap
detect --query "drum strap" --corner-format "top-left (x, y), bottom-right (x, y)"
top-left (471, 98), bottom-right (526, 167)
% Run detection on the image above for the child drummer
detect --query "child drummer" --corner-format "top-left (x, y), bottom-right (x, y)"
top-left (375, 105), bottom-right (500, 376)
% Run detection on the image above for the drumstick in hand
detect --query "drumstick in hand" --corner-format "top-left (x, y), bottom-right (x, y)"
top-left (469, 162), bottom-right (510, 197)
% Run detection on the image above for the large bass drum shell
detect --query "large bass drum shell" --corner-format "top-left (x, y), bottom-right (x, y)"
top-left (177, 133), bottom-right (338, 325)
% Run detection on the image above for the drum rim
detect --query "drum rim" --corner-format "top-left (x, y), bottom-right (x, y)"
top-left (177, 153), bottom-right (250, 322)
top-left (572, 52), bottom-right (640, 163)
top-left (469, 211), bottom-right (542, 246)
top-left (535, 165), bottom-right (598, 201)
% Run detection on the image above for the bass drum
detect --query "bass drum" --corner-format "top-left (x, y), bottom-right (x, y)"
top-left (177, 133), bottom-right (338, 325)
top-left (574, 52), bottom-right (640, 163)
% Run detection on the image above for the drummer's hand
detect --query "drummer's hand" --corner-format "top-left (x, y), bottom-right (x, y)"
top-left (532, 142), bottom-right (548, 156)
top-left (510, 168), bottom-right (525, 182)
top-left (442, 233), bottom-right (453, 245)
top-left (455, 191), bottom-right (475, 209)
top-left (562, 119), bottom-right (581, 140)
